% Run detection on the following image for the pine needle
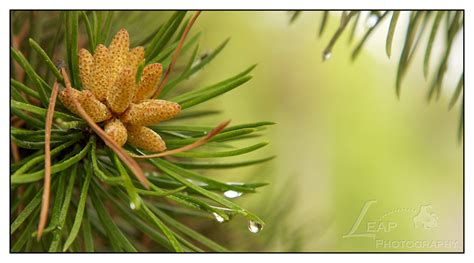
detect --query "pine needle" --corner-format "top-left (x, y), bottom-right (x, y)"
top-left (322, 11), bottom-right (357, 61)
top-left (319, 11), bottom-right (329, 37)
top-left (290, 11), bottom-right (302, 24)
top-left (386, 11), bottom-right (400, 58)
top-left (424, 11), bottom-right (445, 79)
top-left (132, 119), bottom-right (230, 159)
top-left (154, 11), bottom-right (202, 98)
top-left (37, 81), bottom-right (59, 240)
top-left (60, 68), bottom-right (150, 189)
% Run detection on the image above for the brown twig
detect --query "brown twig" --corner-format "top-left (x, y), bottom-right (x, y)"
top-left (27, 96), bottom-right (41, 107)
top-left (12, 18), bottom-right (30, 83)
top-left (12, 18), bottom-right (30, 49)
top-left (12, 118), bottom-right (26, 128)
top-left (11, 142), bottom-right (21, 163)
top-left (153, 11), bottom-right (202, 98)
top-left (132, 119), bottom-right (230, 159)
top-left (60, 68), bottom-right (150, 189)
top-left (11, 18), bottom-right (41, 107)
top-left (37, 81), bottom-right (59, 240)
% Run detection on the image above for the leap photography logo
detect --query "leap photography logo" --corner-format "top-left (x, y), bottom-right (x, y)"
top-left (342, 200), bottom-right (458, 250)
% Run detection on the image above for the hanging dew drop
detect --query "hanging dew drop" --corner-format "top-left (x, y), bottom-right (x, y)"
top-left (323, 51), bottom-right (332, 61)
top-left (366, 14), bottom-right (379, 28)
top-left (129, 202), bottom-right (136, 210)
top-left (213, 212), bottom-right (225, 223)
top-left (248, 220), bottom-right (263, 233)
top-left (224, 190), bottom-right (243, 199)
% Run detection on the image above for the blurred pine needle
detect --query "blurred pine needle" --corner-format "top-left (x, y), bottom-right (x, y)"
top-left (289, 10), bottom-right (464, 142)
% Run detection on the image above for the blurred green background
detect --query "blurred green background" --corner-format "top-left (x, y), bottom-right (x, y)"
top-left (164, 11), bottom-right (463, 252)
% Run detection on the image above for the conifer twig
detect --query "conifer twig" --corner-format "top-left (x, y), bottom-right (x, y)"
top-left (132, 119), bottom-right (230, 159)
top-left (12, 118), bottom-right (26, 128)
top-left (11, 143), bottom-right (20, 163)
top-left (12, 19), bottom-right (30, 82)
top-left (37, 81), bottom-right (59, 240)
top-left (153, 11), bottom-right (202, 98)
top-left (60, 68), bottom-right (150, 189)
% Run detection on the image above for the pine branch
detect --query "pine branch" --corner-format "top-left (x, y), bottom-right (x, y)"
top-left (10, 10), bottom-right (273, 252)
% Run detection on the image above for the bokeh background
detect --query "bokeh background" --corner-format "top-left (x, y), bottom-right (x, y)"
top-left (14, 10), bottom-right (464, 252)
top-left (178, 11), bottom-right (464, 252)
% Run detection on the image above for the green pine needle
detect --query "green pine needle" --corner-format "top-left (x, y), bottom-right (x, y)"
top-left (386, 11), bottom-right (400, 58)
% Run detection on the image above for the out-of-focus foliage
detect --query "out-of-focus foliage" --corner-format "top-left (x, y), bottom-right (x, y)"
top-left (290, 10), bottom-right (464, 142)
top-left (196, 11), bottom-right (462, 252)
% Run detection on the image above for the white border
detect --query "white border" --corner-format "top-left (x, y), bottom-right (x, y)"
top-left (0, 0), bottom-right (470, 10)
top-left (1, 0), bottom-right (471, 262)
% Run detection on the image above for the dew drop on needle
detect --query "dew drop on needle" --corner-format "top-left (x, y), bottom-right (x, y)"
top-left (213, 212), bottom-right (225, 223)
top-left (323, 51), bottom-right (332, 61)
top-left (248, 220), bottom-right (263, 233)
top-left (366, 14), bottom-right (379, 28)
top-left (224, 190), bottom-right (243, 199)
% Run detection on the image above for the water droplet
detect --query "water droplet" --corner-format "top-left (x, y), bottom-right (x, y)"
top-left (323, 51), bottom-right (332, 61)
top-left (366, 14), bottom-right (379, 28)
top-left (213, 212), bottom-right (225, 223)
top-left (130, 202), bottom-right (136, 210)
top-left (224, 190), bottom-right (243, 199)
top-left (248, 220), bottom-right (263, 233)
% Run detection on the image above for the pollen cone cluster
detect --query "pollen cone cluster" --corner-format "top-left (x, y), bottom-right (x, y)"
top-left (59, 28), bottom-right (181, 152)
